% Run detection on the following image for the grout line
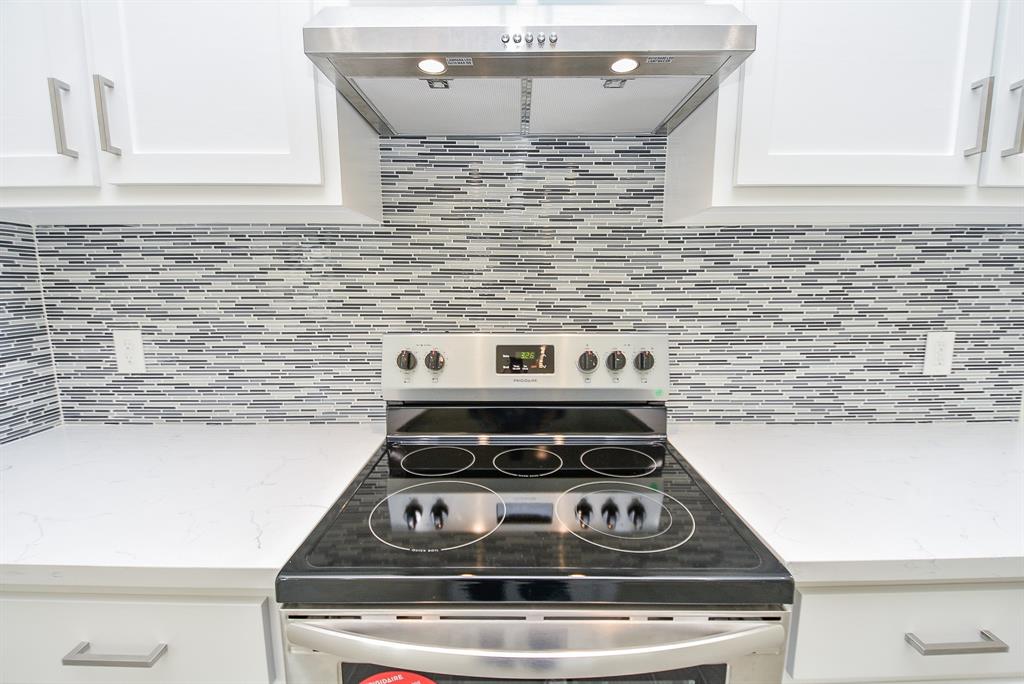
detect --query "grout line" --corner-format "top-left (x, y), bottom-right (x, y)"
top-left (31, 222), bottom-right (64, 428)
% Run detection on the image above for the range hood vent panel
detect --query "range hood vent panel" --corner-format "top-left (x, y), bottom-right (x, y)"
top-left (305, 3), bottom-right (755, 137)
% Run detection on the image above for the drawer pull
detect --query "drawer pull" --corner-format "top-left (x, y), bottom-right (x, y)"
top-left (905, 630), bottom-right (1009, 656)
top-left (62, 641), bottom-right (168, 668)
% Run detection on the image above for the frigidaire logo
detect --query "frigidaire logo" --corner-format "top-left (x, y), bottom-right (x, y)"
top-left (512, 378), bottom-right (539, 383)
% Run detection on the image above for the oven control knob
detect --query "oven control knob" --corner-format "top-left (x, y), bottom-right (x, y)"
top-left (577, 350), bottom-right (598, 373)
top-left (404, 500), bottom-right (423, 530)
top-left (575, 499), bottom-right (593, 529)
top-left (430, 500), bottom-right (449, 530)
top-left (549, 32), bottom-right (558, 44)
top-left (634, 350), bottom-right (655, 372)
top-left (606, 351), bottom-right (626, 371)
top-left (512, 33), bottom-right (522, 43)
top-left (396, 349), bottom-right (417, 371)
top-left (424, 350), bottom-right (445, 372)
top-left (601, 500), bottom-right (619, 530)
top-left (627, 499), bottom-right (645, 530)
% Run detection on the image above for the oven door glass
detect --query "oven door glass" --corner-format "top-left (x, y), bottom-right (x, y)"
top-left (342, 663), bottom-right (726, 684)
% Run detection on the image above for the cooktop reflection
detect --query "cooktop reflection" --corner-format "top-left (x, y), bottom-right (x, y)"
top-left (277, 442), bottom-right (793, 605)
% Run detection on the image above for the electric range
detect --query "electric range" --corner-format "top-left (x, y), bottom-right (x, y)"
top-left (278, 334), bottom-right (793, 684)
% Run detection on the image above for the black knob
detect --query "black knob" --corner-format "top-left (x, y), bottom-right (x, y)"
top-left (634, 350), bottom-right (655, 372)
top-left (577, 350), bottom-right (598, 373)
top-left (430, 500), bottom-right (449, 530)
top-left (606, 351), bottom-right (626, 371)
top-left (601, 500), bottom-right (619, 530)
top-left (575, 499), bottom-right (593, 529)
top-left (396, 349), bottom-right (417, 371)
top-left (404, 500), bottom-right (423, 530)
top-left (424, 350), bottom-right (445, 371)
top-left (627, 499), bottom-right (645, 530)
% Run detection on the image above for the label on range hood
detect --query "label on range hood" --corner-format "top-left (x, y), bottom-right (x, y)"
top-left (646, 55), bottom-right (674, 64)
top-left (445, 57), bottom-right (474, 66)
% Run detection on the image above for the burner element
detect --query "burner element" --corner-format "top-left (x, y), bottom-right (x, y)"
top-left (399, 446), bottom-right (476, 477)
top-left (555, 482), bottom-right (695, 554)
top-left (369, 480), bottom-right (506, 553)
top-left (579, 446), bottom-right (660, 478)
top-left (492, 447), bottom-right (563, 477)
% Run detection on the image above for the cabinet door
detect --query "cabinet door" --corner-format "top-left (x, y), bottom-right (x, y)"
top-left (980, 0), bottom-right (1024, 187)
top-left (82, 0), bottom-right (322, 185)
top-left (734, 0), bottom-right (999, 186)
top-left (0, 1), bottom-right (98, 188)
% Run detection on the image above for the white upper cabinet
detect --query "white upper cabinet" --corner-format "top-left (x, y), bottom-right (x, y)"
top-left (734, 0), bottom-right (999, 186)
top-left (82, 0), bottom-right (322, 186)
top-left (0, 1), bottom-right (97, 188)
top-left (980, 0), bottom-right (1024, 187)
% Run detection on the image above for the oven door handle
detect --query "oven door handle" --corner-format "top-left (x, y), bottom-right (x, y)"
top-left (287, 619), bottom-right (785, 679)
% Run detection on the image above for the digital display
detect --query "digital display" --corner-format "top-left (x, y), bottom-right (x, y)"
top-left (496, 344), bottom-right (555, 374)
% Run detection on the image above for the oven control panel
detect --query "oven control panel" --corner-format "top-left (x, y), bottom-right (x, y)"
top-left (383, 333), bottom-right (669, 402)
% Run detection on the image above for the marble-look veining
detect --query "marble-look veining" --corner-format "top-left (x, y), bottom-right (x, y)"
top-left (2, 422), bottom-right (1020, 590)
top-left (670, 421), bottom-right (1024, 584)
top-left (0, 423), bottom-right (383, 588)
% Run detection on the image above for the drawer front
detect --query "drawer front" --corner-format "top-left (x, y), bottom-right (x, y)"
top-left (0, 594), bottom-right (273, 684)
top-left (788, 584), bottom-right (1024, 682)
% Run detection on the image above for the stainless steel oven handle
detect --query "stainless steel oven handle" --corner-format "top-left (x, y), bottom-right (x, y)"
top-left (287, 620), bottom-right (784, 679)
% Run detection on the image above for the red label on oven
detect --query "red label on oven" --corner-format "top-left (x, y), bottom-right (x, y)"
top-left (359, 671), bottom-right (437, 684)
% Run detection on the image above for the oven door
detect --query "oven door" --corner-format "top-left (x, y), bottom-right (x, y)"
top-left (284, 616), bottom-right (786, 683)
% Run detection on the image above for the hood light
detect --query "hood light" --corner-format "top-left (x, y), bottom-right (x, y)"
top-left (610, 58), bottom-right (639, 74)
top-left (418, 58), bottom-right (447, 75)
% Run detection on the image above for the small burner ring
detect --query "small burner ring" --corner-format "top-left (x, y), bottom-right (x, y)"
top-left (579, 447), bottom-right (659, 478)
top-left (400, 446), bottom-right (476, 477)
top-left (492, 448), bottom-right (564, 478)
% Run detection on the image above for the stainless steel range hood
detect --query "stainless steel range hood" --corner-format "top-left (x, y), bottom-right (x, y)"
top-left (304, 3), bottom-right (755, 137)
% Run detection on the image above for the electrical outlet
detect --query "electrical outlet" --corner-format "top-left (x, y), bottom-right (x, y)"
top-left (112, 329), bottom-right (146, 373)
top-left (923, 331), bottom-right (955, 376)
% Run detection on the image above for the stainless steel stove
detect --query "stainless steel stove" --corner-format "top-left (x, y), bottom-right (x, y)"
top-left (278, 334), bottom-right (793, 684)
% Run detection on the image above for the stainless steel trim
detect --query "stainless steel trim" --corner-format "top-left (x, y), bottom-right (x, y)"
top-left (47, 78), bottom-right (78, 159)
top-left (286, 618), bottom-right (784, 679)
top-left (964, 76), bottom-right (994, 157)
top-left (905, 629), bottom-right (1009, 656)
top-left (1001, 78), bottom-right (1024, 157)
top-left (91, 74), bottom-right (122, 156)
top-left (62, 641), bottom-right (168, 668)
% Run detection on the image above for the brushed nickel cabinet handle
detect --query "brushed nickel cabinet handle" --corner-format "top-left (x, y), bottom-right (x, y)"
top-left (92, 74), bottom-right (122, 156)
top-left (1001, 78), bottom-right (1024, 157)
top-left (47, 77), bottom-right (78, 159)
top-left (905, 629), bottom-right (1009, 656)
top-left (62, 641), bottom-right (167, 667)
top-left (964, 76), bottom-right (995, 157)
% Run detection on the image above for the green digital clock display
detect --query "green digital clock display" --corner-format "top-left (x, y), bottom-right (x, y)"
top-left (496, 345), bottom-right (554, 374)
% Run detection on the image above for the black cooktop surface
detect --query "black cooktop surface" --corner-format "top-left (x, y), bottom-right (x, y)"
top-left (277, 441), bottom-right (792, 606)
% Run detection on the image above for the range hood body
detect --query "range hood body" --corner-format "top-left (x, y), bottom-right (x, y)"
top-left (304, 4), bottom-right (755, 137)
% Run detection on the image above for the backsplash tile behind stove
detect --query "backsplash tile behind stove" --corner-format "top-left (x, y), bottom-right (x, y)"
top-left (24, 136), bottom-right (1024, 425)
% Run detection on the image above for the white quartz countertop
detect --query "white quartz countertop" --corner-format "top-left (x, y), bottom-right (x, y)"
top-left (2, 421), bottom-right (1021, 590)
top-left (669, 422), bottom-right (1024, 585)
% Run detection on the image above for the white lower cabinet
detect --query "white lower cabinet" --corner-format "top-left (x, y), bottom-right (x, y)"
top-left (786, 583), bottom-right (1024, 683)
top-left (0, 593), bottom-right (275, 684)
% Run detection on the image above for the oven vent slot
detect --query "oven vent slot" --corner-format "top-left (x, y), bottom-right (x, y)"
top-left (542, 616), bottom-right (631, 621)
top-left (287, 614), bottom-right (362, 621)
top-left (709, 616), bottom-right (783, 621)
top-left (438, 615), bottom-right (527, 621)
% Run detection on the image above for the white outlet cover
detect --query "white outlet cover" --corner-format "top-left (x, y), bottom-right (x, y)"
top-left (923, 331), bottom-right (956, 376)
top-left (112, 329), bottom-right (146, 374)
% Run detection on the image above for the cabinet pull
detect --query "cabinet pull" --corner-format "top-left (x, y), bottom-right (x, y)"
top-left (1001, 78), bottom-right (1024, 157)
top-left (46, 78), bottom-right (78, 159)
top-left (905, 629), bottom-right (1009, 656)
top-left (964, 76), bottom-right (995, 157)
top-left (62, 641), bottom-right (167, 668)
top-left (92, 74), bottom-right (122, 156)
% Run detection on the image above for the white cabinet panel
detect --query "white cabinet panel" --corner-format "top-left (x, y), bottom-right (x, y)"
top-left (0, 1), bottom-right (98, 188)
top-left (980, 0), bottom-right (1024, 187)
top-left (0, 594), bottom-right (274, 684)
top-left (788, 584), bottom-right (1024, 682)
top-left (82, 0), bottom-right (322, 185)
top-left (735, 0), bottom-right (1000, 186)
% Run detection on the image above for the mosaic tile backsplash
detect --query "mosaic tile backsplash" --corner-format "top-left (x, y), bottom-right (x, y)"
top-left (7, 136), bottom-right (1024, 434)
top-left (1, 222), bottom-right (60, 443)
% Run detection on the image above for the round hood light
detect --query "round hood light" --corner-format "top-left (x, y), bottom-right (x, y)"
top-left (418, 58), bottom-right (447, 75)
top-left (610, 58), bottom-right (639, 74)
